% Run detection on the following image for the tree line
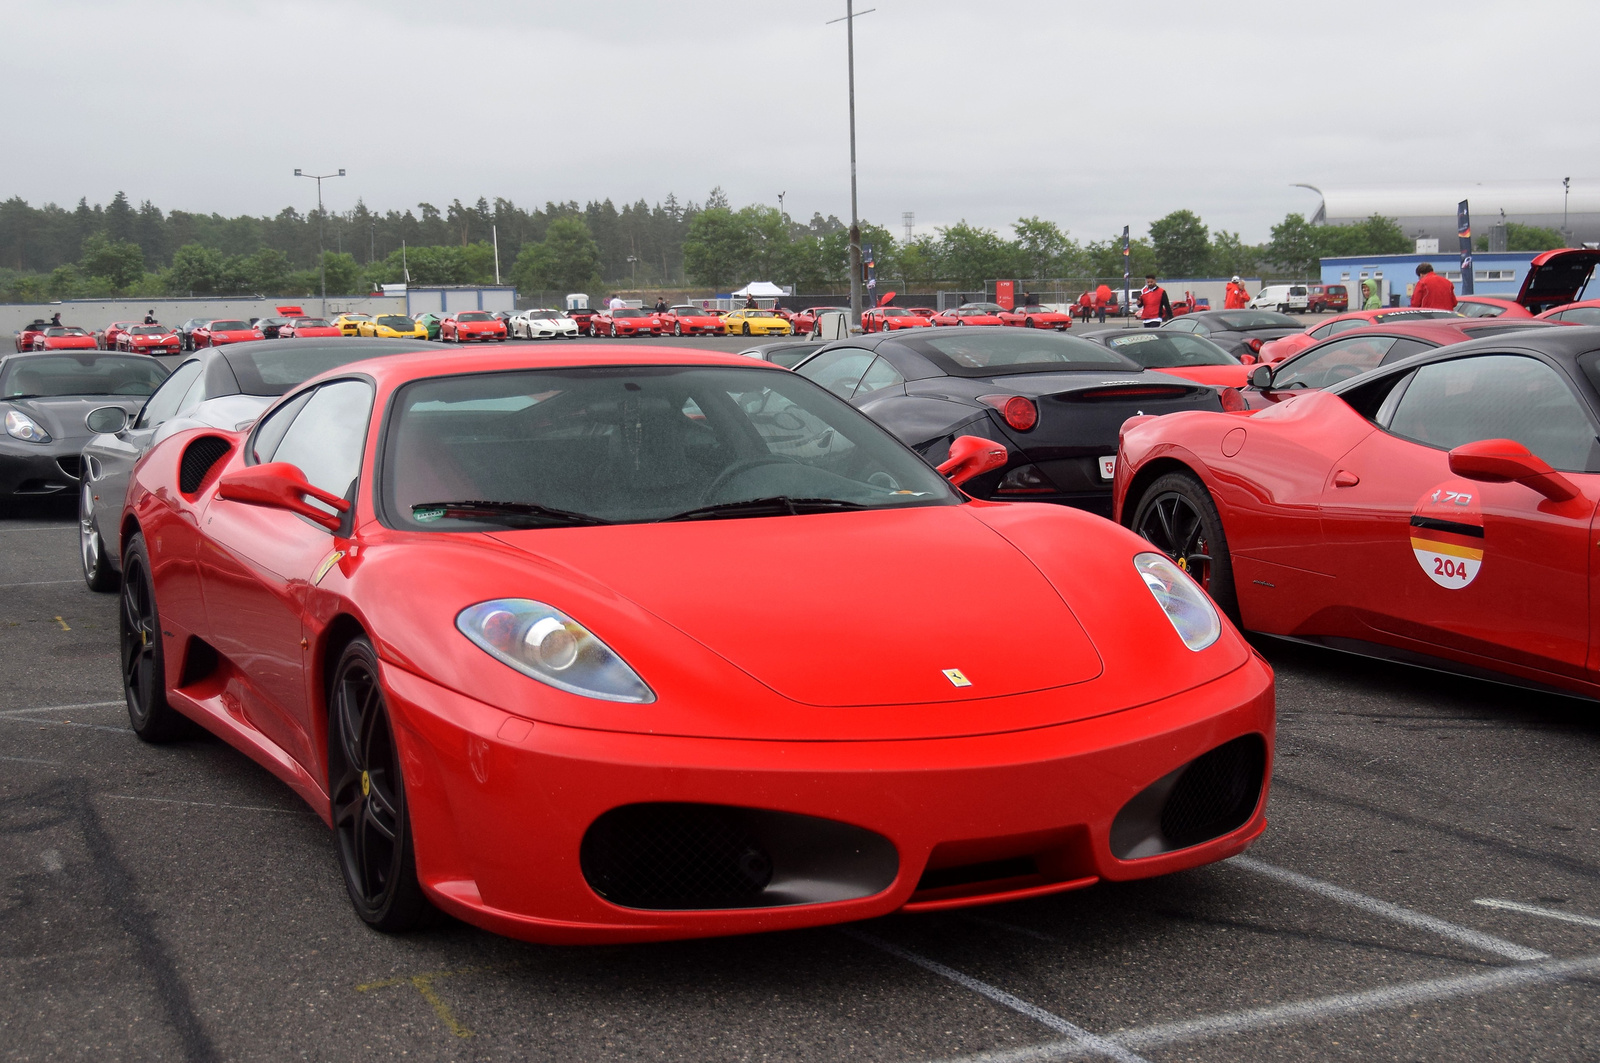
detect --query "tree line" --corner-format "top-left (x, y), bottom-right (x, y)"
top-left (0, 188), bottom-right (1567, 305)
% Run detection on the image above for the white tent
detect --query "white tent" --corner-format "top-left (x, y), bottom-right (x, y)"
top-left (731, 281), bottom-right (787, 297)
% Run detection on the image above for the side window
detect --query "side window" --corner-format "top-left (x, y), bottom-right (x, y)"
top-left (1309, 324), bottom-right (1333, 340)
top-left (1272, 335), bottom-right (1399, 391)
top-left (174, 373), bottom-right (208, 417)
top-left (795, 348), bottom-right (875, 399)
top-left (261, 380), bottom-right (375, 513)
top-left (1323, 319), bottom-right (1364, 339)
top-left (854, 357), bottom-right (905, 398)
top-left (250, 390), bottom-right (314, 463)
top-left (1165, 318), bottom-right (1195, 333)
top-left (1379, 338), bottom-right (1435, 364)
top-left (1388, 355), bottom-right (1599, 472)
top-left (1189, 321), bottom-right (1210, 335)
top-left (134, 360), bottom-right (202, 429)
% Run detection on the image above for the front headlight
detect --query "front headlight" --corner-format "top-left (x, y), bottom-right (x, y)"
top-left (457, 599), bottom-right (655, 703)
top-left (5, 410), bottom-right (51, 443)
top-left (1134, 552), bottom-right (1220, 651)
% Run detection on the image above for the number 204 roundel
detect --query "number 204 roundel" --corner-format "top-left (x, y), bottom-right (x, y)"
top-left (1409, 482), bottom-right (1483, 589)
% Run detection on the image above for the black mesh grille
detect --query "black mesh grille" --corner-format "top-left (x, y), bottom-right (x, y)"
top-left (1159, 735), bottom-right (1266, 850)
top-left (581, 804), bottom-right (774, 910)
top-left (179, 436), bottom-right (232, 494)
top-left (55, 455), bottom-right (83, 480)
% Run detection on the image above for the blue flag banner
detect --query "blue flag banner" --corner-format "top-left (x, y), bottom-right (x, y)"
top-left (1457, 200), bottom-right (1474, 296)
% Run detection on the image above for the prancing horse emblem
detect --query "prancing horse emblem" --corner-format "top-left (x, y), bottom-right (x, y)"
top-left (942, 668), bottom-right (971, 688)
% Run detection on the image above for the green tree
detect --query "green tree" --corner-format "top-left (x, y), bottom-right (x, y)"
top-left (1317, 214), bottom-right (1410, 258)
top-left (936, 222), bottom-right (1015, 288)
top-left (1012, 217), bottom-right (1075, 279)
top-left (241, 248), bottom-right (292, 292)
top-left (1085, 236), bottom-right (1157, 284)
top-left (79, 231), bottom-right (145, 290)
top-left (1266, 213), bottom-right (1320, 274)
top-left (166, 242), bottom-right (225, 294)
top-left (1148, 210), bottom-right (1210, 277)
top-left (320, 251), bottom-right (361, 295)
top-left (683, 208), bottom-right (752, 289)
top-left (512, 216), bottom-right (603, 292)
top-left (1485, 222), bottom-right (1565, 252)
top-left (1208, 230), bottom-right (1258, 278)
top-left (738, 205), bottom-right (790, 283)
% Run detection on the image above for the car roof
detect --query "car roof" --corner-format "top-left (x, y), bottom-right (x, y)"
top-left (1326, 324), bottom-right (1600, 396)
top-left (319, 343), bottom-right (790, 388)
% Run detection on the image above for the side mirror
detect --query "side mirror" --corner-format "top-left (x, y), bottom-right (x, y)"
top-left (1447, 439), bottom-right (1579, 502)
top-left (1249, 364), bottom-right (1274, 389)
top-left (85, 406), bottom-right (129, 434)
top-left (215, 462), bottom-right (350, 530)
top-left (936, 434), bottom-right (1009, 487)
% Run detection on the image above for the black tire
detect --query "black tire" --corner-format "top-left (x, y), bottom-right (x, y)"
top-left (1130, 471), bottom-right (1238, 622)
top-left (329, 637), bottom-right (428, 932)
top-left (673, 322), bottom-right (682, 336)
top-left (742, 323), bottom-right (751, 336)
top-left (80, 481), bottom-right (117, 592)
top-left (1024, 318), bottom-right (1035, 327)
top-left (1278, 304), bottom-right (1288, 314)
top-left (120, 533), bottom-right (188, 742)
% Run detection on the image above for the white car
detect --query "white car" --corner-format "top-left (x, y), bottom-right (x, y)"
top-left (1248, 284), bottom-right (1309, 314)
top-left (511, 308), bottom-right (580, 339)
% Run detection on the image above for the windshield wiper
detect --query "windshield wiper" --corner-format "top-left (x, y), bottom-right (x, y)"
top-left (411, 500), bottom-right (612, 528)
top-left (656, 496), bottom-right (869, 523)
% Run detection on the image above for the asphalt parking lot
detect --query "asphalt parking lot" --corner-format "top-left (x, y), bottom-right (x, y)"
top-left (5, 323), bottom-right (1600, 1062)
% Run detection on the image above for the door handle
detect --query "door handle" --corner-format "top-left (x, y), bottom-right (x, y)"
top-left (1333, 470), bottom-right (1360, 487)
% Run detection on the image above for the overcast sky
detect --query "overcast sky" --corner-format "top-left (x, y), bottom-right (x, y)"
top-left (7, 0), bottom-right (1596, 245)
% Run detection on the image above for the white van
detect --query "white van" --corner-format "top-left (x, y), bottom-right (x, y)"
top-left (1248, 284), bottom-right (1309, 313)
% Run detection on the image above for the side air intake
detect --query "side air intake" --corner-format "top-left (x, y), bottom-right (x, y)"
top-left (179, 436), bottom-right (233, 495)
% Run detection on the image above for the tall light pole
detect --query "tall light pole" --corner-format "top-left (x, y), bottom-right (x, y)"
top-left (827, 4), bottom-right (874, 328)
top-left (294, 167), bottom-right (345, 317)
top-left (777, 190), bottom-right (786, 220)
top-left (1563, 176), bottom-right (1572, 246)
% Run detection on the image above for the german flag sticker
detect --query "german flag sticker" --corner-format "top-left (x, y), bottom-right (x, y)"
top-left (1410, 482), bottom-right (1483, 589)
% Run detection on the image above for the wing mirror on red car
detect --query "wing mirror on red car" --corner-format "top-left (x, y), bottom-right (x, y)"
top-left (215, 462), bottom-right (350, 530)
top-left (1447, 439), bottom-right (1580, 502)
top-left (936, 434), bottom-right (1009, 487)
top-left (1248, 364), bottom-right (1274, 389)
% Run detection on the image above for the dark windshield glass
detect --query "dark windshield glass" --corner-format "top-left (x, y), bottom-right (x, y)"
top-left (382, 366), bottom-right (957, 529)
top-left (1, 354), bottom-right (168, 398)
top-left (292, 318), bottom-right (332, 327)
top-left (376, 316), bottom-right (414, 328)
top-left (905, 331), bottom-right (1137, 376)
top-left (129, 325), bottom-right (171, 335)
top-left (1209, 311), bottom-right (1299, 330)
top-left (1103, 331), bottom-right (1240, 367)
top-left (210, 320), bottom-right (250, 331)
top-left (529, 310), bottom-right (562, 319)
top-left (224, 343), bottom-right (426, 396)
top-left (954, 304), bottom-right (1003, 315)
top-left (612, 309), bottom-right (645, 318)
top-left (457, 312), bottom-right (492, 322)
top-left (669, 306), bottom-right (703, 316)
top-left (880, 307), bottom-right (910, 316)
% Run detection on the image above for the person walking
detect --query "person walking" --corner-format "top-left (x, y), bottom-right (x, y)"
top-left (1224, 276), bottom-right (1250, 309)
top-left (607, 293), bottom-right (625, 311)
top-left (1095, 283), bottom-right (1112, 323)
top-left (1410, 262), bottom-right (1458, 310)
top-left (1138, 274), bottom-right (1171, 328)
top-left (653, 296), bottom-right (667, 314)
top-left (1078, 290), bottom-right (1093, 323)
top-left (1361, 279), bottom-right (1382, 310)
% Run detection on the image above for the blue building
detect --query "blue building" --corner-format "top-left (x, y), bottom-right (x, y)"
top-left (1319, 252), bottom-right (1535, 307)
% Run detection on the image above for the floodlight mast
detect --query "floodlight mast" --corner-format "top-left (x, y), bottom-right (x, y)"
top-left (295, 167), bottom-right (346, 317)
top-left (827, 4), bottom-right (874, 328)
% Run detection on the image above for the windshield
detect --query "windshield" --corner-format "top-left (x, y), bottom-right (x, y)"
top-left (376, 316), bottom-right (415, 328)
top-left (669, 306), bottom-right (704, 316)
top-left (529, 310), bottom-right (562, 319)
top-left (1209, 311), bottom-right (1299, 330)
top-left (210, 320), bottom-right (251, 331)
top-left (1101, 331), bottom-right (1239, 367)
top-left (1, 354), bottom-right (168, 398)
top-left (45, 328), bottom-right (88, 337)
top-left (129, 325), bottom-right (171, 336)
top-left (382, 366), bottom-right (957, 530)
top-left (880, 307), bottom-right (910, 316)
top-left (612, 309), bottom-right (646, 318)
top-left (906, 330), bottom-right (1137, 377)
top-left (1370, 309), bottom-right (1456, 324)
top-left (954, 304), bottom-right (1003, 315)
top-left (224, 343), bottom-right (428, 397)
top-left (457, 312), bottom-right (493, 322)
top-left (292, 318), bottom-right (333, 327)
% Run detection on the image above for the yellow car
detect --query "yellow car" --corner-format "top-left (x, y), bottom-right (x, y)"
top-left (356, 314), bottom-right (429, 340)
top-left (331, 313), bottom-right (373, 336)
top-left (723, 309), bottom-right (792, 336)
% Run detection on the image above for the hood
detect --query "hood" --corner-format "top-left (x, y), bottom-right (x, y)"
top-left (5, 395), bottom-right (145, 445)
top-left (1151, 364), bottom-right (1252, 387)
top-left (1518, 248), bottom-right (1600, 312)
top-left (487, 506), bottom-right (1103, 709)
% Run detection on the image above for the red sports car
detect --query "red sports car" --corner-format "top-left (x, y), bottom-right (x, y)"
top-left (279, 316), bottom-right (344, 339)
top-left (996, 304), bottom-right (1074, 331)
top-left (861, 306), bottom-right (933, 332)
top-left (588, 308), bottom-right (662, 337)
top-left (1457, 296), bottom-right (1533, 319)
top-left (1082, 329), bottom-right (1253, 389)
top-left (32, 326), bottom-right (99, 351)
top-left (931, 303), bottom-right (1007, 326)
top-left (1115, 326), bottom-right (1600, 700)
top-left (660, 305), bottom-right (726, 336)
top-left (118, 323), bottom-right (182, 355)
top-left (192, 319), bottom-right (265, 348)
top-left (439, 311), bottom-right (509, 343)
top-left (14, 321), bottom-right (52, 352)
top-left (1258, 307), bottom-right (1462, 363)
top-left (116, 344), bottom-right (1273, 944)
top-left (908, 308), bottom-right (937, 319)
top-left (101, 320), bottom-right (140, 350)
top-left (792, 306), bottom-right (849, 335)
top-left (1536, 299), bottom-right (1600, 325)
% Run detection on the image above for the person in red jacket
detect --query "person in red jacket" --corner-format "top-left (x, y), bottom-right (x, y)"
top-left (1224, 276), bottom-right (1250, 309)
top-left (1095, 283), bottom-right (1112, 323)
top-left (1077, 290), bottom-right (1093, 323)
top-left (1410, 262), bottom-right (1458, 310)
top-left (1138, 274), bottom-right (1172, 327)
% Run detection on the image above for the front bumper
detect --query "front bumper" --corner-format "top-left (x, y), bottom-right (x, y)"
top-left (0, 439), bottom-right (83, 496)
top-left (383, 653), bottom-right (1273, 944)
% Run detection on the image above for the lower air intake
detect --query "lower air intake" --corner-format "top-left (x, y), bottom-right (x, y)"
top-left (1110, 735), bottom-right (1266, 860)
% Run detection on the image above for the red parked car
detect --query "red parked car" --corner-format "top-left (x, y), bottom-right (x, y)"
top-left (792, 306), bottom-right (849, 335)
top-left (14, 320), bottom-right (52, 352)
top-left (100, 320), bottom-right (140, 351)
top-left (659, 305), bottom-right (726, 336)
top-left (588, 308), bottom-right (662, 337)
top-left (1305, 284), bottom-right (1348, 313)
top-left (861, 306), bottom-right (933, 332)
top-left (996, 303), bottom-right (1074, 330)
top-left (1536, 299), bottom-right (1600, 325)
top-left (278, 316), bottom-right (344, 339)
top-left (115, 343), bottom-right (1272, 943)
top-left (908, 308), bottom-right (937, 319)
top-left (32, 326), bottom-right (99, 351)
top-left (930, 303), bottom-right (1006, 326)
top-left (439, 311), bottom-right (508, 343)
top-left (192, 319), bottom-right (265, 348)
top-left (1115, 326), bottom-right (1600, 702)
top-left (1258, 307), bottom-right (1462, 363)
top-left (118, 323), bottom-right (182, 355)
top-left (1456, 296), bottom-right (1532, 319)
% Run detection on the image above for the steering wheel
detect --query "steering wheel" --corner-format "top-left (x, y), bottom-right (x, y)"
top-left (702, 457), bottom-right (800, 501)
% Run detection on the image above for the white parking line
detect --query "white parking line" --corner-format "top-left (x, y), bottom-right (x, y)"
top-left (1475, 898), bottom-right (1600, 930)
top-left (1231, 855), bottom-right (1549, 961)
top-left (935, 953), bottom-right (1600, 1062)
top-left (844, 930), bottom-right (1151, 1063)
top-left (0, 700), bottom-right (123, 717)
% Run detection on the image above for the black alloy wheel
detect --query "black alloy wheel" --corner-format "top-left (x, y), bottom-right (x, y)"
top-left (1131, 471), bottom-right (1238, 621)
top-left (80, 481), bottom-right (117, 592)
top-left (119, 534), bottom-right (188, 741)
top-left (1024, 317), bottom-right (1035, 327)
top-left (329, 638), bottom-right (427, 931)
